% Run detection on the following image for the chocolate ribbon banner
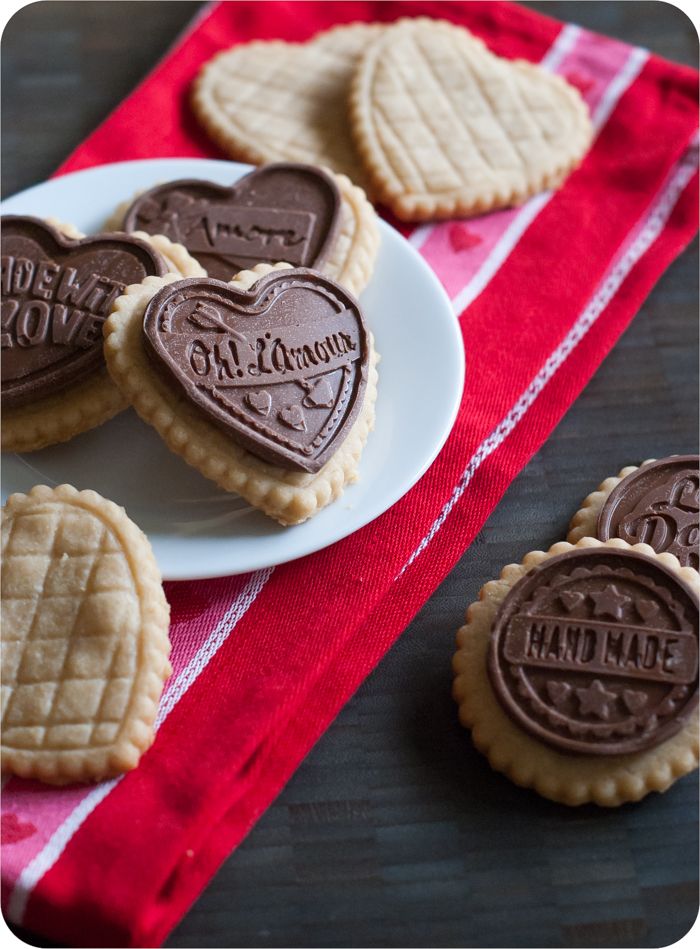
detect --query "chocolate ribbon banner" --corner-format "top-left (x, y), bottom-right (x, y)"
top-left (172, 205), bottom-right (316, 266)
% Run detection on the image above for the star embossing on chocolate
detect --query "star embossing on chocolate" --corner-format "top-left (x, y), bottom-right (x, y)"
top-left (576, 679), bottom-right (617, 719)
top-left (589, 584), bottom-right (630, 620)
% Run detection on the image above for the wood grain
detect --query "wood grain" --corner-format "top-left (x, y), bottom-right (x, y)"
top-left (2, 3), bottom-right (697, 947)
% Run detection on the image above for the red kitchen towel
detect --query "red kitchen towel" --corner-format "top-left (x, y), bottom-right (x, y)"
top-left (2, 2), bottom-right (698, 946)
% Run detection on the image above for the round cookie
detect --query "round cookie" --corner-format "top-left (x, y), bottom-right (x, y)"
top-left (568, 456), bottom-right (699, 571)
top-left (1, 484), bottom-right (171, 784)
top-left (191, 23), bottom-right (384, 194)
top-left (452, 538), bottom-right (699, 806)
top-left (349, 17), bottom-right (592, 221)
top-left (107, 164), bottom-right (380, 298)
top-left (1, 216), bottom-right (169, 452)
top-left (103, 265), bottom-right (379, 526)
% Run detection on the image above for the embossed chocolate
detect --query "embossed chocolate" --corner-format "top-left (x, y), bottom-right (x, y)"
top-left (1, 216), bottom-right (166, 409)
top-left (488, 548), bottom-right (699, 755)
top-left (597, 456), bottom-right (699, 570)
top-left (122, 164), bottom-right (341, 280)
top-left (143, 269), bottom-right (368, 472)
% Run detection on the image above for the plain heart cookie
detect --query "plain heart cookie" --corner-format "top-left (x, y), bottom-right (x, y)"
top-left (191, 23), bottom-right (384, 194)
top-left (349, 18), bottom-right (593, 221)
top-left (1, 484), bottom-right (171, 784)
top-left (103, 264), bottom-right (379, 525)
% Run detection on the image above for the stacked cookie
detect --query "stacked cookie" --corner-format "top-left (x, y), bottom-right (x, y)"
top-left (193, 18), bottom-right (593, 221)
top-left (453, 456), bottom-right (699, 807)
top-left (1, 163), bottom-right (381, 526)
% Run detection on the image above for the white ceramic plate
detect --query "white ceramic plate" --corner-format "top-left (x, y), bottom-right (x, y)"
top-left (1, 158), bottom-right (464, 580)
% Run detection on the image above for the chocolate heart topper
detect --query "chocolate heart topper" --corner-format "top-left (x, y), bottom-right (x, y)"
top-left (123, 163), bottom-right (342, 281)
top-left (143, 269), bottom-right (369, 472)
top-left (1, 215), bottom-right (167, 409)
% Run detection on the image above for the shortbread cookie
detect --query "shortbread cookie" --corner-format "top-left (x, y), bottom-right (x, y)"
top-left (349, 18), bottom-right (593, 221)
top-left (1, 216), bottom-right (169, 453)
top-left (108, 164), bottom-right (379, 297)
top-left (103, 265), bottom-right (379, 525)
top-left (569, 456), bottom-right (699, 571)
top-left (1, 484), bottom-right (171, 784)
top-left (453, 539), bottom-right (699, 806)
top-left (191, 23), bottom-right (384, 194)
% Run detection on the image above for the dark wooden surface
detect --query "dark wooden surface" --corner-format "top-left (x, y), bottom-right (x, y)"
top-left (2, 3), bottom-right (698, 947)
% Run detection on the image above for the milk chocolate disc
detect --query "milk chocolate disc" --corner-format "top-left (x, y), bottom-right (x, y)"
top-left (143, 269), bottom-right (368, 472)
top-left (1, 216), bottom-right (167, 409)
top-left (122, 163), bottom-right (341, 281)
top-left (597, 456), bottom-right (699, 570)
top-left (488, 548), bottom-right (699, 755)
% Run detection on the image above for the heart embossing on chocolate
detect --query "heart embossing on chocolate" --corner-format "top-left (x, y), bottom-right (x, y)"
top-left (1, 216), bottom-right (166, 409)
top-left (559, 591), bottom-right (585, 613)
top-left (622, 689), bottom-right (648, 714)
top-left (123, 164), bottom-right (341, 281)
top-left (246, 390), bottom-right (272, 417)
top-left (636, 599), bottom-right (660, 622)
top-left (546, 680), bottom-right (572, 708)
top-left (143, 269), bottom-right (369, 472)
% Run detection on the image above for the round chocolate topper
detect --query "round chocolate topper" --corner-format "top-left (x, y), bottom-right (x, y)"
top-left (122, 163), bottom-right (341, 281)
top-left (488, 548), bottom-right (699, 756)
top-left (142, 268), bottom-right (368, 473)
top-left (597, 456), bottom-right (699, 570)
top-left (1, 215), bottom-right (167, 409)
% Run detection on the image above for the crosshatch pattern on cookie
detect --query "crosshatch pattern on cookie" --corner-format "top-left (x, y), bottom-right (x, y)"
top-left (192, 24), bottom-right (384, 193)
top-left (350, 18), bottom-right (592, 219)
top-left (2, 506), bottom-right (139, 751)
top-left (1, 486), bottom-right (171, 782)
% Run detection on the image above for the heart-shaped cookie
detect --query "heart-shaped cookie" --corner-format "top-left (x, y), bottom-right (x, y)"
top-left (192, 23), bottom-right (384, 193)
top-left (1, 216), bottom-right (167, 410)
top-left (349, 18), bottom-right (593, 221)
top-left (1, 484), bottom-right (171, 784)
top-left (122, 164), bottom-right (342, 282)
top-left (143, 269), bottom-right (369, 473)
top-left (104, 264), bottom-right (379, 526)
